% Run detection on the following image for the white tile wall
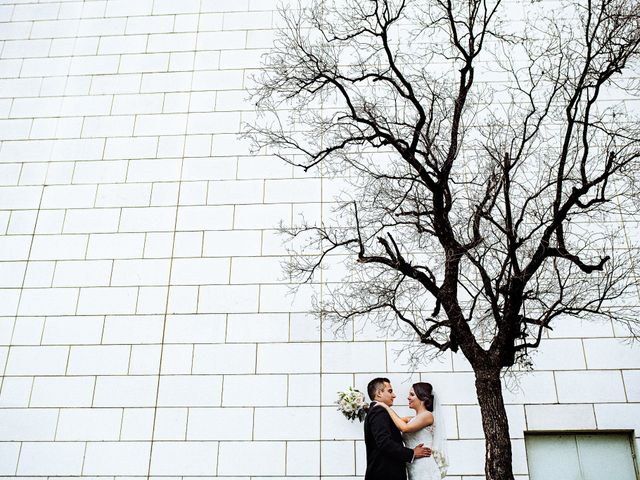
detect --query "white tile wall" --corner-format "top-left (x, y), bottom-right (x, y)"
top-left (0, 1), bottom-right (638, 479)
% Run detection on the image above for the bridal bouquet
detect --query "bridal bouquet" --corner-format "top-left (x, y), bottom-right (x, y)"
top-left (336, 386), bottom-right (369, 422)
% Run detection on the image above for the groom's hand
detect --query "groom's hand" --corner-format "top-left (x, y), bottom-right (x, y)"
top-left (412, 443), bottom-right (432, 458)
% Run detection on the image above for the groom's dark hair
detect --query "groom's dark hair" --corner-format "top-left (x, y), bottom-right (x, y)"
top-left (367, 377), bottom-right (390, 401)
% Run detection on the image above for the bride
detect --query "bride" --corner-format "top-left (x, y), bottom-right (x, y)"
top-left (376, 382), bottom-right (449, 480)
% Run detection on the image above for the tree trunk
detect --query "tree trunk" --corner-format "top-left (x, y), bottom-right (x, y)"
top-left (474, 368), bottom-right (515, 480)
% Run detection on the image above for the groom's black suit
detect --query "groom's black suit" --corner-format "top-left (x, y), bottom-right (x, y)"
top-left (364, 402), bottom-right (414, 480)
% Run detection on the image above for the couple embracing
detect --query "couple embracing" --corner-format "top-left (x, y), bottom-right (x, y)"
top-left (364, 378), bottom-right (448, 480)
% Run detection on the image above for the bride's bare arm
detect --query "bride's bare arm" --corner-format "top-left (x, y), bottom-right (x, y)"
top-left (376, 404), bottom-right (433, 433)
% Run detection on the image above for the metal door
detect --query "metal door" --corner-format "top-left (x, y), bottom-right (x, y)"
top-left (526, 433), bottom-right (638, 480)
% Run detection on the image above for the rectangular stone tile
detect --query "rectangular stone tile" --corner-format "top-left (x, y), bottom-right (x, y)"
top-left (322, 342), bottom-right (386, 373)
top-left (94, 27), bottom-right (144, 51)
top-left (176, 205), bottom-right (234, 231)
top-left (0, 409), bottom-right (58, 440)
top-left (83, 442), bottom-right (151, 475)
top-left (112, 259), bottom-right (171, 286)
top-left (187, 407), bottom-right (253, 440)
top-left (222, 375), bottom-right (287, 407)
top-left (150, 441), bottom-right (218, 475)
top-left (83, 115), bottom-right (136, 137)
top-left (320, 440), bottom-right (355, 476)
top-left (501, 371), bottom-right (559, 404)
top-left (73, 160), bottom-right (128, 183)
top-left (226, 313), bottom-right (289, 343)
top-left (53, 260), bottom-right (112, 287)
top-left (234, 204), bottom-right (290, 230)
top-left (160, 345), bottom-right (193, 374)
top-left (525, 404), bottom-right (596, 431)
top-left (104, 136), bottom-right (158, 160)
top-left (126, 15), bottom-right (174, 35)
top-left (198, 285), bottom-right (259, 314)
top-left (0, 186), bottom-right (41, 209)
top-left (120, 408), bottom-right (154, 440)
top-left (257, 343), bottom-right (319, 374)
top-left (171, 258), bottom-right (230, 286)
top-left (8, 316), bottom-right (43, 345)
top-left (230, 256), bottom-right (286, 284)
top-left (0, 442), bottom-right (20, 475)
top-left (164, 314), bottom-right (226, 344)
top-left (255, 407), bottom-right (319, 440)
top-left (87, 233), bottom-right (145, 259)
top-left (202, 230), bottom-right (261, 257)
top-left (152, 408), bottom-right (188, 440)
top-left (42, 315), bottom-right (103, 345)
top-left (218, 441), bottom-right (285, 476)
top-left (556, 370), bottom-right (626, 403)
top-left (31, 234), bottom-right (88, 260)
top-left (120, 206), bottom-right (177, 232)
top-left (112, 93), bottom-right (164, 114)
top-left (192, 344), bottom-right (256, 374)
top-left (320, 406), bottom-right (365, 441)
top-left (529, 338), bottom-right (586, 370)
top-left (5, 345), bottom-right (69, 375)
top-left (102, 315), bottom-right (164, 344)
top-left (77, 287), bottom-right (138, 315)
top-left (56, 408), bottom-right (122, 441)
top-left (289, 374), bottom-right (321, 407)
top-left (584, 338), bottom-right (640, 369)
top-left (94, 376), bottom-right (158, 407)
top-left (0, 377), bottom-right (32, 407)
top-left (67, 345), bottom-right (130, 375)
top-left (17, 442), bottom-right (84, 475)
top-left (286, 440), bottom-right (320, 476)
top-left (120, 52), bottom-right (171, 74)
top-left (0, 236), bottom-right (31, 261)
top-left (259, 284), bottom-right (316, 313)
top-left (129, 345), bottom-right (161, 375)
top-left (594, 403), bottom-right (640, 431)
top-left (158, 375), bottom-right (222, 407)
top-left (182, 157), bottom-right (237, 181)
top-left (106, 0), bottom-right (153, 17)
top-left (31, 376), bottom-right (95, 407)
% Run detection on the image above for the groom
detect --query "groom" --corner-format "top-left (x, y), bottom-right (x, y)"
top-left (364, 377), bottom-right (431, 480)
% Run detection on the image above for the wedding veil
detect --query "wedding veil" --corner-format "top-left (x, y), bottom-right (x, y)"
top-left (432, 391), bottom-right (450, 478)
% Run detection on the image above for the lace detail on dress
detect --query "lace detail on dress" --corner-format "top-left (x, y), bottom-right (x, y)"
top-left (403, 419), bottom-right (442, 480)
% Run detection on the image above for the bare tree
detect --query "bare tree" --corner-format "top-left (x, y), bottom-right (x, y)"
top-left (248, 0), bottom-right (640, 478)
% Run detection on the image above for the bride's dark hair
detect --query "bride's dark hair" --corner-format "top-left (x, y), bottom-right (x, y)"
top-left (412, 382), bottom-right (434, 412)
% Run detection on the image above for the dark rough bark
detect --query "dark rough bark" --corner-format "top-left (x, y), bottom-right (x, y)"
top-left (475, 368), bottom-right (514, 480)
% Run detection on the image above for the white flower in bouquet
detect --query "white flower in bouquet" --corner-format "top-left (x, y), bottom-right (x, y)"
top-left (336, 386), bottom-right (369, 422)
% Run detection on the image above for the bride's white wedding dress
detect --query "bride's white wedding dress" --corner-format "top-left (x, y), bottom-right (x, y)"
top-left (403, 420), bottom-right (443, 480)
